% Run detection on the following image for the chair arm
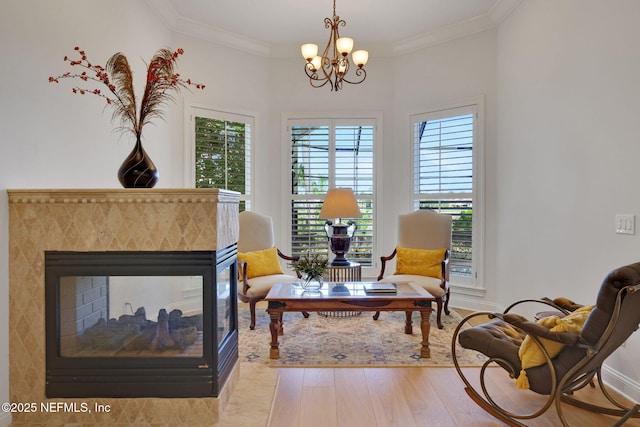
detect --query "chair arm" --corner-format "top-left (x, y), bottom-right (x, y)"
top-left (491, 312), bottom-right (581, 346)
top-left (277, 249), bottom-right (302, 278)
top-left (441, 249), bottom-right (450, 285)
top-left (377, 248), bottom-right (397, 281)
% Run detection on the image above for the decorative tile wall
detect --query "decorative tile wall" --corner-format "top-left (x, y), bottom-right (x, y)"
top-left (7, 189), bottom-right (239, 426)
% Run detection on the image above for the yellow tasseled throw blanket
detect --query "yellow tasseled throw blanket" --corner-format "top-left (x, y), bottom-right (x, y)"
top-left (516, 305), bottom-right (594, 390)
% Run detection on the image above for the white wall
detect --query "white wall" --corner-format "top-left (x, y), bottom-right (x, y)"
top-left (496, 0), bottom-right (640, 399)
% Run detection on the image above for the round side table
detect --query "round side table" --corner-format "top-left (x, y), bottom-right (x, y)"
top-left (326, 261), bottom-right (361, 282)
top-left (320, 261), bottom-right (362, 318)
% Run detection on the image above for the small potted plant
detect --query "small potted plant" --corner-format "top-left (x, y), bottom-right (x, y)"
top-left (294, 252), bottom-right (328, 291)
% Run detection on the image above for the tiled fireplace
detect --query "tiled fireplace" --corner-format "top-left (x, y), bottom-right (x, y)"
top-left (8, 189), bottom-right (239, 425)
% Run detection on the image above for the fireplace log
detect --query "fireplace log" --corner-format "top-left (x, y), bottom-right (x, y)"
top-left (150, 309), bottom-right (176, 350)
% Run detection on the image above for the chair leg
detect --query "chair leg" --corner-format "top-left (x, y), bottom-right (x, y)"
top-left (436, 298), bottom-right (444, 329)
top-left (444, 288), bottom-right (451, 315)
top-left (373, 311), bottom-right (381, 320)
top-left (302, 311), bottom-right (310, 318)
top-left (249, 301), bottom-right (257, 330)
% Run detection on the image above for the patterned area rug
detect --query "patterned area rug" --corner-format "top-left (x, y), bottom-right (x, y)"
top-left (238, 307), bottom-right (486, 367)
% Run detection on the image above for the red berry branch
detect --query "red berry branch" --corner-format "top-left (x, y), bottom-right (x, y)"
top-left (49, 46), bottom-right (205, 139)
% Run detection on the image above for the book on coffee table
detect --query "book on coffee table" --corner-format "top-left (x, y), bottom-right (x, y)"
top-left (363, 282), bottom-right (397, 293)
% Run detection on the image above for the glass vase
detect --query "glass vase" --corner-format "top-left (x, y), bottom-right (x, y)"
top-left (301, 274), bottom-right (323, 292)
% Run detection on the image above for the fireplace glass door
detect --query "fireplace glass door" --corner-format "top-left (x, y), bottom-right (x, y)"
top-left (59, 274), bottom-right (205, 358)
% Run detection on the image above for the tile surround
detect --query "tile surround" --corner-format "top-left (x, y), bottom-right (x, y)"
top-left (7, 189), bottom-right (240, 426)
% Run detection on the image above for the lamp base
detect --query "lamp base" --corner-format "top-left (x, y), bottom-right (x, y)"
top-left (325, 222), bottom-right (355, 266)
top-left (330, 256), bottom-right (351, 267)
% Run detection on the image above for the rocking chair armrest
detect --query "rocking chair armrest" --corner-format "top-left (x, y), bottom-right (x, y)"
top-left (504, 298), bottom-right (573, 317)
top-left (377, 249), bottom-right (397, 281)
top-left (492, 312), bottom-right (581, 345)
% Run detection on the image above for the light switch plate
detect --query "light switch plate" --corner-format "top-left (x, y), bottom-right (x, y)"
top-left (615, 214), bottom-right (635, 235)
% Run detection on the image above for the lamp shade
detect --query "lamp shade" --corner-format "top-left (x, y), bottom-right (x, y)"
top-left (336, 37), bottom-right (354, 55)
top-left (301, 43), bottom-right (319, 60)
top-left (319, 188), bottom-right (362, 219)
top-left (352, 50), bottom-right (369, 67)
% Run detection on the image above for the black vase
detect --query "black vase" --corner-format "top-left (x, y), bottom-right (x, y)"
top-left (117, 136), bottom-right (159, 188)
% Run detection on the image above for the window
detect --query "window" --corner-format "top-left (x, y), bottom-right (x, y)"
top-left (189, 107), bottom-right (253, 211)
top-left (412, 104), bottom-right (481, 286)
top-left (288, 118), bottom-right (376, 267)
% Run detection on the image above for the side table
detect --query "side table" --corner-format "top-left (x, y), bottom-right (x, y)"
top-left (326, 261), bottom-right (361, 282)
top-left (320, 261), bottom-right (362, 318)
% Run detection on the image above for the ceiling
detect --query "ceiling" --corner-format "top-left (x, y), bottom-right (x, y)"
top-left (145, 0), bottom-right (522, 56)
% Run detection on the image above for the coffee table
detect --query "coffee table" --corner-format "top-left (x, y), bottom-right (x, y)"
top-left (264, 282), bottom-right (436, 359)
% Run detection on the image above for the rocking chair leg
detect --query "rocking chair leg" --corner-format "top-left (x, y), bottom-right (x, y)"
top-left (249, 301), bottom-right (257, 330)
top-left (613, 404), bottom-right (640, 427)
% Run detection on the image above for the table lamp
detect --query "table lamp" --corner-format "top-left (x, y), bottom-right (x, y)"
top-left (319, 188), bottom-right (362, 266)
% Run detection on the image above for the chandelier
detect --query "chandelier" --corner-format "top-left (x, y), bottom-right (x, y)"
top-left (301, 0), bottom-right (369, 91)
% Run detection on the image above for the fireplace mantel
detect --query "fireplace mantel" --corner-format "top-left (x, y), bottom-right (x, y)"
top-left (8, 188), bottom-right (240, 425)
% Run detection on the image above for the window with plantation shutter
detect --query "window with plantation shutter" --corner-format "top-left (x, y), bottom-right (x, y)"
top-left (412, 104), bottom-right (481, 286)
top-left (289, 118), bottom-right (376, 267)
top-left (191, 108), bottom-right (252, 211)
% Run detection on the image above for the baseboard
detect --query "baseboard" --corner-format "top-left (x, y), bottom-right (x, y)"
top-left (450, 292), bottom-right (497, 313)
top-left (602, 364), bottom-right (640, 404)
top-left (0, 412), bottom-right (11, 427)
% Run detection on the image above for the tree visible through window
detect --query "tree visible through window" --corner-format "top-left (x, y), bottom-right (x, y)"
top-left (412, 106), bottom-right (477, 280)
top-left (193, 111), bottom-right (252, 211)
top-left (289, 119), bottom-right (375, 266)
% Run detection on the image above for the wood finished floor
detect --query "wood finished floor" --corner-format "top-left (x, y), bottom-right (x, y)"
top-left (267, 367), bottom-right (640, 427)
top-left (241, 303), bottom-right (639, 426)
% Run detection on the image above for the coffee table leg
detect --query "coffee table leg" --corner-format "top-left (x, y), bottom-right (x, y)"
top-left (278, 312), bottom-right (284, 336)
top-left (419, 308), bottom-right (431, 358)
top-left (404, 310), bottom-right (413, 334)
top-left (268, 310), bottom-right (280, 359)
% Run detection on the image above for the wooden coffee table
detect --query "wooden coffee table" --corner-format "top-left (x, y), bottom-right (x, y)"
top-left (264, 282), bottom-right (436, 359)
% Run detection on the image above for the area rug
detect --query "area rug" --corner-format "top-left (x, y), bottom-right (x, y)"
top-left (238, 307), bottom-right (486, 367)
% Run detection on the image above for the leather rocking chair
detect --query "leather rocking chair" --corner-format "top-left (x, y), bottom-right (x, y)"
top-left (451, 262), bottom-right (640, 426)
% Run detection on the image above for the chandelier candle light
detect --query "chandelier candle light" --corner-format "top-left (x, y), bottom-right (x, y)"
top-left (319, 188), bottom-right (362, 266)
top-left (301, 0), bottom-right (369, 91)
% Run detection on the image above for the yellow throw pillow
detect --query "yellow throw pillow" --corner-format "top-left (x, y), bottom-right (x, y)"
top-left (515, 304), bottom-right (594, 390)
top-left (394, 247), bottom-right (447, 278)
top-left (237, 247), bottom-right (284, 279)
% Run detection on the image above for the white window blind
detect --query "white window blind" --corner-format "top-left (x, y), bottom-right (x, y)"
top-left (290, 119), bottom-right (375, 266)
top-left (193, 109), bottom-right (252, 211)
top-left (412, 106), bottom-right (476, 279)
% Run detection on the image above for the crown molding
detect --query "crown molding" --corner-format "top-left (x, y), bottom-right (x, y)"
top-left (393, 0), bottom-right (524, 55)
top-left (392, 14), bottom-right (496, 56)
top-left (144, 0), bottom-right (271, 57)
top-left (488, 0), bottom-right (525, 25)
top-left (145, 0), bottom-right (523, 58)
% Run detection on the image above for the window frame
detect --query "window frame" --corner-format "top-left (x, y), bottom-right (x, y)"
top-left (185, 105), bottom-right (255, 210)
top-left (410, 99), bottom-right (484, 289)
top-left (282, 112), bottom-right (382, 276)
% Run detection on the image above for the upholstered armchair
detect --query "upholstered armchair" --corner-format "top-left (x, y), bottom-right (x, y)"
top-left (377, 209), bottom-right (452, 329)
top-left (237, 211), bottom-right (302, 330)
